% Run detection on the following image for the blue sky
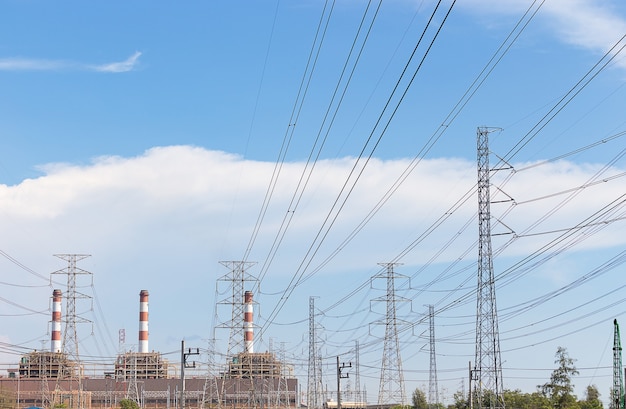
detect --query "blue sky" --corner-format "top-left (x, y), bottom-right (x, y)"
top-left (1, 0), bottom-right (626, 406)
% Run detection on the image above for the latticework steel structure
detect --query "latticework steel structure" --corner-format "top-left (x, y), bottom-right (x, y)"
top-left (473, 128), bottom-right (505, 409)
top-left (216, 261), bottom-right (258, 358)
top-left (52, 254), bottom-right (92, 362)
top-left (375, 263), bottom-right (407, 407)
top-left (428, 305), bottom-right (439, 409)
top-left (307, 296), bottom-right (324, 409)
top-left (613, 319), bottom-right (624, 409)
top-left (51, 254), bottom-right (93, 409)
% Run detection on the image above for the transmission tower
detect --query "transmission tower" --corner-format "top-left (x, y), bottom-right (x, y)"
top-left (215, 261), bottom-right (258, 358)
top-left (473, 127), bottom-right (505, 409)
top-left (427, 305), bottom-right (439, 409)
top-left (308, 297), bottom-right (324, 409)
top-left (51, 254), bottom-right (93, 361)
top-left (126, 352), bottom-right (140, 405)
top-left (202, 336), bottom-right (222, 409)
top-left (375, 263), bottom-right (407, 407)
top-left (51, 254), bottom-right (93, 409)
top-left (613, 319), bottom-right (624, 409)
top-left (276, 342), bottom-right (290, 407)
top-left (354, 340), bottom-right (363, 403)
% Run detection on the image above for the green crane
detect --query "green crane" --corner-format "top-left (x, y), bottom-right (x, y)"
top-left (613, 319), bottom-right (624, 409)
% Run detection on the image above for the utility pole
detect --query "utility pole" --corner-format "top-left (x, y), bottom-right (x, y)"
top-left (337, 356), bottom-right (352, 409)
top-left (180, 340), bottom-right (199, 409)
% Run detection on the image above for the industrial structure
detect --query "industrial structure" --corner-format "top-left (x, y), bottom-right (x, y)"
top-left (472, 127), bottom-right (505, 409)
top-left (216, 289), bottom-right (298, 409)
top-left (0, 283), bottom-right (298, 409)
top-left (374, 262), bottom-right (407, 408)
top-left (613, 319), bottom-right (624, 409)
top-left (114, 290), bottom-right (171, 381)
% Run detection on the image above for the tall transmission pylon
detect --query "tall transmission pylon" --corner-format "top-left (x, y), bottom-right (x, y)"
top-left (215, 261), bottom-right (258, 358)
top-left (201, 336), bottom-right (222, 409)
top-left (427, 305), bottom-right (439, 409)
top-left (613, 319), bottom-right (624, 409)
top-left (473, 127), bottom-right (505, 409)
top-left (126, 352), bottom-right (140, 404)
top-left (276, 341), bottom-right (290, 407)
top-left (52, 254), bottom-right (93, 361)
top-left (375, 263), bottom-right (407, 407)
top-left (307, 297), bottom-right (324, 409)
top-left (354, 340), bottom-right (363, 403)
top-left (51, 254), bottom-right (93, 409)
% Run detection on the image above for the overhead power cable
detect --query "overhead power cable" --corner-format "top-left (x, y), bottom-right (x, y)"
top-left (259, 0), bottom-right (457, 340)
top-left (502, 32), bottom-right (626, 163)
top-left (287, 0), bottom-right (544, 314)
top-left (242, 0), bottom-right (334, 263)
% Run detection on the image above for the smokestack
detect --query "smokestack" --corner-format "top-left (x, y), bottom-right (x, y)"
top-left (244, 291), bottom-right (254, 353)
top-left (51, 289), bottom-right (62, 353)
top-left (139, 290), bottom-right (149, 353)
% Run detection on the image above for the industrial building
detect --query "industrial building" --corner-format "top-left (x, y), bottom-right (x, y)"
top-left (0, 289), bottom-right (298, 409)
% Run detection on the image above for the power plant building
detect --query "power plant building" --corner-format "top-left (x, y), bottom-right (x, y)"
top-left (0, 289), bottom-right (298, 409)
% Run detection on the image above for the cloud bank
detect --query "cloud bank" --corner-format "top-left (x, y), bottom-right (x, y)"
top-left (1, 145), bottom-right (625, 402)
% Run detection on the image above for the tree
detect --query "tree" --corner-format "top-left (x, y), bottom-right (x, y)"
top-left (120, 398), bottom-right (140, 409)
top-left (502, 389), bottom-right (551, 409)
top-left (412, 388), bottom-right (428, 409)
top-left (448, 390), bottom-right (468, 409)
top-left (539, 346), bottom-right (580, 409)
top-left (579, 385), bottom-right (603, 409)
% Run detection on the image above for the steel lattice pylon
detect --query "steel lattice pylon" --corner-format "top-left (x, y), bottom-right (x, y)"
top-left (376, 263), bottom-right (407, 407)
top-left (52, 254), bottom-right (92, 361)
top-left (613, 319), bottom-right (624, 409)
top-left (216, 261), bottom-right (257, 358)
top-left (307, 297), bottom-right (324, 409)
top-left (473, 128), bottom-right (505, 409)
top-left (51, 254), bottom-right (93, 409)
top-left (202, 337), bottom-right (222, 409)
top-left (428, 305), bottom-right (439, 409)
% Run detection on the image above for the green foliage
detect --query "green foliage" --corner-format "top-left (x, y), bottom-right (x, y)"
top-left (120, 398), bottom-right (140, 409)
top-left (445, 352), bottom-right (601, 409)
top-left (503, 389), bottom-right (552, 409)
top-left (447, 390), bottom-right (468, 409)
top-left (539, 346), bottom-right (580, 409)
top-left (579, 385), bottom-right (603, 409)
top-left (412, 388), bottom-right (428, 409)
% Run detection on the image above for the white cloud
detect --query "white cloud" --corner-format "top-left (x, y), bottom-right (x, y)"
top-left (91, 51), bottom-right (142, 73)
top-left (542, 0), bottom-right (626, 56)
top-left (0, 52), bottom-right (142, 73)
top-left (0, 57), bottom-right (68, 71)
top-left (1, 146), bottom-right (624, 400)
top-left (462, 0), bottom-right (626, 69)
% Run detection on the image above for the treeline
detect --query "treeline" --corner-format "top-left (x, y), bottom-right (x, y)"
top-left (408, 347), bottom-right (607, 409)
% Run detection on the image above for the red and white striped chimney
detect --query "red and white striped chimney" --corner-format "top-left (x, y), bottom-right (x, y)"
top-left (51, 289), bottom-right (62, 353)
top-left (139, 290), bottom-right (149, 353)
top-left (244, 291), bottom-right (254, 353)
